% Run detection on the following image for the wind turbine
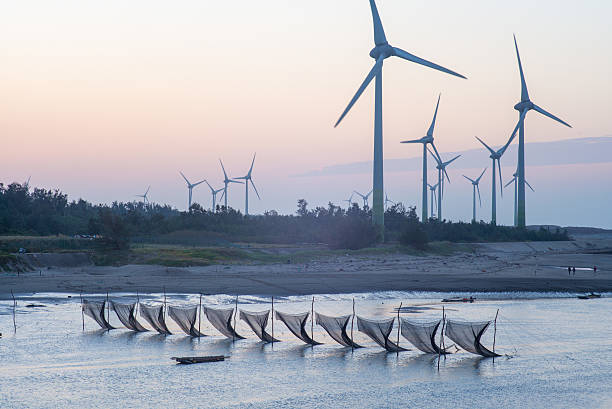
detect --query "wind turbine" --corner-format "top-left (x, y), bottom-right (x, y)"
top-left (427, 182), bottom-right (439, 218)
top-left (234, 153), bottom-right (260, 216)
top-left (334, 0), bottom-right (466, 233)
top-left (219, 159), bottom-right (243, 209)
top-left (204, 180), bottom-right (224, 212)
top-left (428, 147), bottom-right (461, 221)
top-left (384, 193), bottom-right (395, 210)
top-left (463, 168), bottom-right (487, 223)
top-left (505, 171), bottom-right (535, 227)
top-left (179, 171), bottom-right (205, 212)
top-left (343, 193), bottom-right (354, 208)
top-left (401, 94), bottom-right (444, 222)
top-left (505, 35), bottom-right (571, 227)
top-left (475, 136), bottom-right (513, 224)
top-left (23, 176), bottom-right (31, 190)
top-left (353, 189), bottom-right (373, 209)
top-left (136, 186), bottom-right (150, 205)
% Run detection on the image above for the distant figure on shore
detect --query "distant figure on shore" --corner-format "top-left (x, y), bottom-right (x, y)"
top-left (594, 266), bottom-right (597, 273)
top-left (572, 267), bottom-right (576, 275)
top-left (568, 266), bottom-right (571, 275)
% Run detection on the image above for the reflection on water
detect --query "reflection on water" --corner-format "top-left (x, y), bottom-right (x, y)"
top-left (0, 294), bottom-right (611, 408)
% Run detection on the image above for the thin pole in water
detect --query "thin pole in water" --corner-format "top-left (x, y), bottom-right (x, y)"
top-left (163, 287), bottom-right (167, 321)
top-left (311, 296), bottom-right (315, 346)
top-left (438, 306), bottom-right (444, 371)
top-left (442, 306), bottom-right (446, 355)
top-left (136, 290), bottom-right (140, 317)
top-left (11, 290), bottom-right (16, 333)
top-left (80, 290), bottom-right (84, 331)
top-left (351, 298), bottom-right (355, 353)
top-left (271, 296), bottom-right (274, 347)
top-left (198, 293), bottom-right (202, 337)
top-left (493, 308), bottom-right (499, 362)
top-left (233, 295), bottom-right (238, 343)
top-left (106, 291), bottom-right (110, 331)
top-left (396, 302), bottom-right (402, 357)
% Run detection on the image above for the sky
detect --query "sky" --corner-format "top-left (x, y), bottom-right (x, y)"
top-left (1, 1), bottom-right (611, 227)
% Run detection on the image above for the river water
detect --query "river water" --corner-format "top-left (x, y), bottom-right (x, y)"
top-left (1, 292), bottom-right (611, 408)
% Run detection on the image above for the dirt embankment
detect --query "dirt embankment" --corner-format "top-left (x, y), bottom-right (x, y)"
top-left (3, 253), bottom-right (92, 272)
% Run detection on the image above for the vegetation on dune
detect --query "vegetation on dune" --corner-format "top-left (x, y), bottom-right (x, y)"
top-left (0, 182), bottom-right (569, 257)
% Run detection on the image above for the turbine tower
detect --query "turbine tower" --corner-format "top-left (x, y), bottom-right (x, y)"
top-left (136, 186), bottom-right (150, 205)
top-left (507, 35), bottom-right (571, 227)
top-left (475, 136), bottom-right (513, 224)
top-left (234, 153), bottom-right (261, 216)
top-left (427, 182), bottom-right (439, 218)
top-left (401, 94), bottom-right (444, 222)
top-left (428, 147), bottom-right (461, 221)
top-left (179, 171), bottom-right (205, 212)
top-left (463, 168), bottom-right (487, 223)
top-left (353, 189), bottom-right (373, 209)
top-left (505, 171), bottom-right (535, 226)
top-left (334, 0), bottom-right (466, 234)
top-left (219, 159), bottom-right (243, 209)
top-left (204, 180), bottom-right (224, 212)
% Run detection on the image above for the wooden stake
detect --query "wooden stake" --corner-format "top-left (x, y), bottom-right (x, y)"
top-left (271, 296), bottom-right (274, 346)
top-left (438, 307), bottom-right (442, 371)
top-left (396, 302), bottom-right (402, 357)
top-left (11, 290), bottom-right (16, 333)
top-left (351, 298), bottom-right (355, 353)
top-left (80, 290), bottom-right (84, 331)
top-left (163, 287), bottom-right (167, 321)
top-left (493, 308), bottom-right (499, 361)
top-left (233, 295), bottom-right (238, 342)
top-left (198, 293), bottom-right (202, 337)
top-left (311, 296), bottom-right (315, 345)
top-left (442, 306), bottom-right (446, 354)
top-left (106, 291), bottom-right (110, 331)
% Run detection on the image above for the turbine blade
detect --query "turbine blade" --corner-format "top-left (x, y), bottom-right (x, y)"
top-left (426, 146), bottom-right (441, 165)
top-left (335, 56), bottom-right (384, 127)
top-left (514, 34), bottom-right (529, 102)
top-left (431, 143), bottom-right (443, 165)
top-left (145, 186), bottom-right (150, 195)
top-left (249, 153), bottom-right (256, 174)
top-left (477, 167), bottom-right (487, 182)
top-left (477, 185), bottom-right (482, 206)
top-left (498, 159), bottom-right (503, 198)
top-left (179, 171), bottom-right (190, 185)
top-left (219, 159), bottom-right (228, 179)
top-left (532, 104), bottom-right (572, 128)
top-left (392, 47), bottom-right (467, 79)
top-left (426, 93), bottom-right (441, 137)
top-left (504, 178), bottom-right (514, 188)
top-left (193, 180), bottom-right (205, 187)
top-left (400, 138), bottom-right (425, 144)
top-left (445, 154), bottom-right (461, 166)
top-left (369, 0), bottom-right (387, 46)
top-left (463, 175), bottom-right (474, 183)
top-left (526, 180), bottom-right (535, 192)
top-left (500, 110), bottom-right (527, 155)
top-left (250, 179), bottom-right (261, 200)
top-left (443, 168), bottom-right (451, 183)
top-left (230, 179), bottom-right (244, 184)
top-left (205, 180), bottom-right (214, 192)
top-left (475, 136), bottom-right (495, 155)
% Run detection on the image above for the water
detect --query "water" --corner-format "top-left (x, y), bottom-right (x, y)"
top-left (1, 292), bottom-right (611, 408)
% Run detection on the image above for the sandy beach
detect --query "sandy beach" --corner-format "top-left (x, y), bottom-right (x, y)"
top-left (1, 238), bottom-right (611, 297)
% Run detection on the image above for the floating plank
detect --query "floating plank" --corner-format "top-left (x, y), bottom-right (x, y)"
top-left (171, 355), bottom-right (227, 364)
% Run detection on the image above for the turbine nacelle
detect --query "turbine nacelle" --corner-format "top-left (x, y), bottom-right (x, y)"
top-left (369, 44), bottom-right (393, 59)
top-left (514, 100), bottom-right (534, 112)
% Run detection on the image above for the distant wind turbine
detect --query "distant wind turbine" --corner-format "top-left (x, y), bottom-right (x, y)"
top-left (401, 94), bottom-right (444, 222)
top-left (179, 171), bottom-right (205, 212)
top-left (428, 147), bottom-right (461, 220)
top-left (219, 159), bottom-right (243, 209)
top-left (475, 136), bottom-right (513, 225)
top-left (505, 171), bottom-right (535, 227)
top-left (334, 0), bottom-right (466, 233)
top-left (504, 35), bottom-right (571, 227)
top-left (23, 176), bottom-right (31, 190)
top-left (384, 193), bottom-right (395, 210)
top-left (427, 182), bottom-right (439, 218)
top-left (204, 180), bottom-right (224, 212)
top-left (353, 189), bottom-right (373, 209)
top-left (234, 153), bottom-right (260, 216)
top-left (343, 193), bottom-right (354, 208)
top-left (136, 186), bottom-right (150, 205)
top-left (463, 168), bottom-right (487, 223)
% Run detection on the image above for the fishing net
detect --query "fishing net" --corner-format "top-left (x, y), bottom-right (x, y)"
top-left (356, 316), bottom-right (406, 352)
top-left (275, 310), bottom-right (321, 345)
top-left (239, 309), bottom-right (278, 343)
top-left (82, 299), bottom-right (115, 330)
top-left (110, 301), bottom-right (148, 332)
top-left (315, 313), bottom-right (361, 348)
top-left (168, 306), bottom-right (205, 337)
top-left (204, 306), bottom-right (244, 339)
top-left (400, 319), bottom-right (448, 354)
top-left (445, 320), bottom-right (499, 357)
top-left (139, 304), bottom-right (172, 335)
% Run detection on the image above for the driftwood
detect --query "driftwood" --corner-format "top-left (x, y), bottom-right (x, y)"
top-left (171, 355), bottom-right (227, 364)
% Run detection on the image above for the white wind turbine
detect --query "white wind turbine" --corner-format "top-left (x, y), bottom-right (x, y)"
top-left (353, 189), bottom-right (373, 209)
top-left (504, 35), bottom-right (571, 227)
top-left (505, 171), bottom-right (535, 227)
top-left (179, 171), bottom-right (205, 212)
top-left (234, 153), bottom-right (261, 216)
top-left (204, 180), bottom-right (224, 212)
top-left (384, 193), bottom-right (395, 210)
top-left (427, 182), bottom-right (439, 218)
top-left (475, 136), bottom-right (513, 225)
top-left (463, 168), bottom-right (487, 223)
top-left (219, 159), bottom-right (243, 209)
top-left (428, 147), bottom-right (461, 221)
top-left (334, 0), bottom-right (466, 233)
top-left (136, 186), bottom-right (150, 205)
top-left (343, 193), bottom-right (354, 208)
top-left (401, 94), bottom-right (444, 222)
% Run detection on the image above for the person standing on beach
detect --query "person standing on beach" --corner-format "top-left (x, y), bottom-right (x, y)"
top-left (572, 267), bottom-right (576, 275)
top-left (568, 266), bottom-right (571, 275)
